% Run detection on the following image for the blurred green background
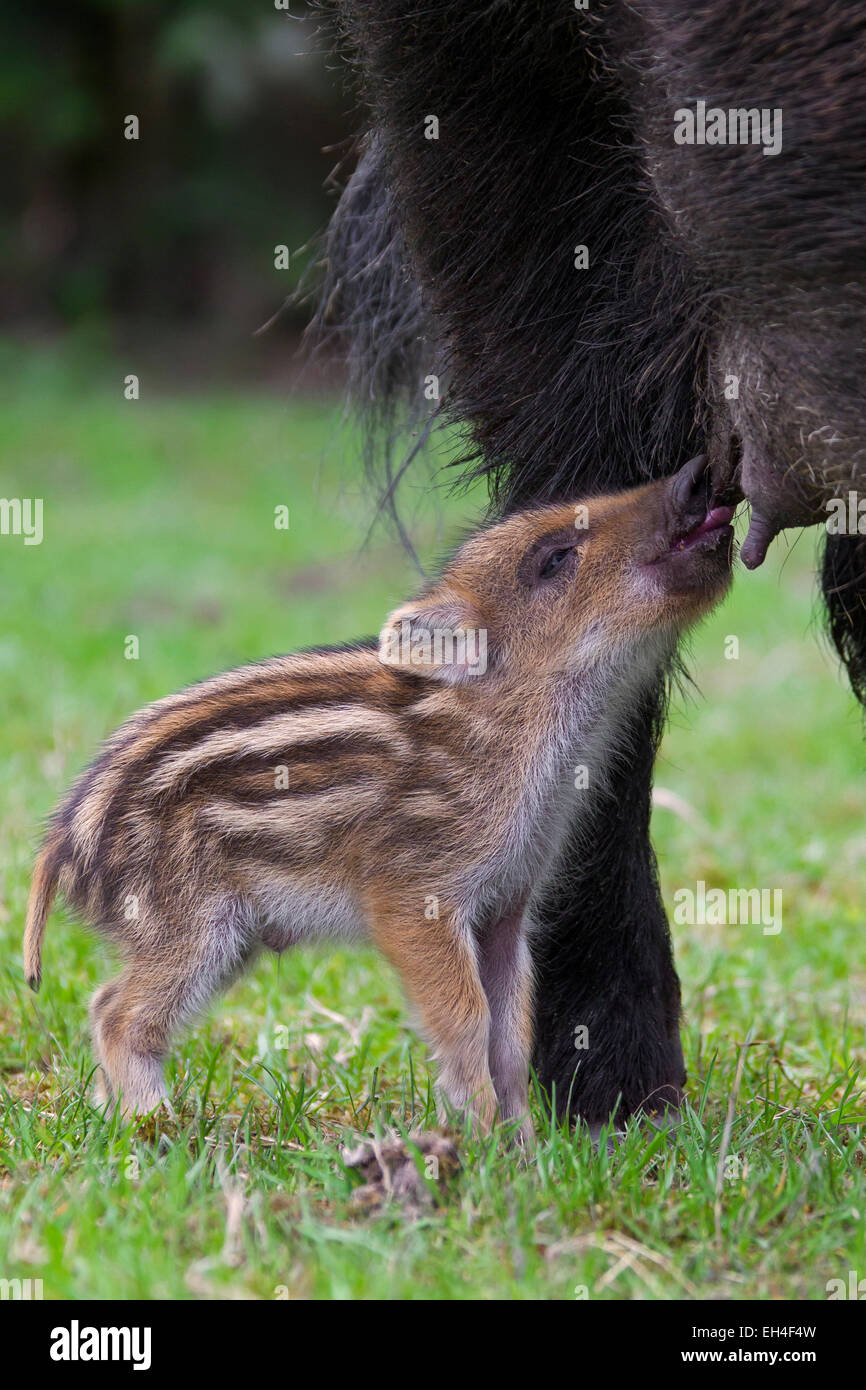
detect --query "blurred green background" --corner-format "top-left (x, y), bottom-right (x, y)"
top-left (1, 0), bottom-right (348, 382)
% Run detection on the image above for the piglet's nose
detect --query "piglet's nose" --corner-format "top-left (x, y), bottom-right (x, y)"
top-left (670, 454), bottom-right (710, 512)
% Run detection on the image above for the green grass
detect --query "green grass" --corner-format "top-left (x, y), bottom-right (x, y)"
top-left (0, 344), bottom-right (863, 1300)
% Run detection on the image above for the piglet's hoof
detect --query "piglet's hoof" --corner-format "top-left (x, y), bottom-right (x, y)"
top-left (342, 1131), bottom-right (460, 1214)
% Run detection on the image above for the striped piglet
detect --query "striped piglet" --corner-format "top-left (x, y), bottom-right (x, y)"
top-left (24, 454), bottom-right (734, 1137)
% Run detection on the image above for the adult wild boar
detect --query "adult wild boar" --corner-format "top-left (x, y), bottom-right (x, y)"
top-left (309, 1), bottom-right (866, 1126)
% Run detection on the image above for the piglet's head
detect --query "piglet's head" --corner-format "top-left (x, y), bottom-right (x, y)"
top-left (379, 456), bottom-right (736, 686)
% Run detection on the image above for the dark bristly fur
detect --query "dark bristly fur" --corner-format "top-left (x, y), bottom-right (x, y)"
top-left (308, 8), bottom-right (708, 507)
top-left (308, 1), bottom-right (866, 1123)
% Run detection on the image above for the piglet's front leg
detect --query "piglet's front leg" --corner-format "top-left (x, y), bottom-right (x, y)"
top-left (365, 892), bottom-right (498, 1134)
top-left (476, 903), bottom-right (534, 1144)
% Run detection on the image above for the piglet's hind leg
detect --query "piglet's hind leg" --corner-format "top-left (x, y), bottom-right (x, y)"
top-left (90, 913), bottom-right (253, 1116)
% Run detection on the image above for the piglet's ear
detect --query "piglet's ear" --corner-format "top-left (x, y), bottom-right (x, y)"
top-left (378, 592), bottom-right (492, 684)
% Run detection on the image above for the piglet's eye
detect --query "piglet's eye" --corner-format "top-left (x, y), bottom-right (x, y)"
top-left (538, 546), bottom-right (575, 581)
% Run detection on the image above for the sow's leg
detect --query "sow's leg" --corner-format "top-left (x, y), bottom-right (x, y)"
top-left (531, 679), bottom-right (685, 1127)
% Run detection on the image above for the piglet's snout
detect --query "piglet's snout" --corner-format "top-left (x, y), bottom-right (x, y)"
top-left (631, 453), bottom-right (739, 578)
top-left (669, 453), bottom-right (712, 532)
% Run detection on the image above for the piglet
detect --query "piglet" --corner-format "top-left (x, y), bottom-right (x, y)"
top-left (24, 456), bottom-right (734, 1138)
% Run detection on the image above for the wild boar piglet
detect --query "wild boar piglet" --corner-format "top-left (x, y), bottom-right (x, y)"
top-left (25, 454), bottom-right (734, 1138)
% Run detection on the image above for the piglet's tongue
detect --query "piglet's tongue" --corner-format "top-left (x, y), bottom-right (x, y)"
top-left (740, 509), bottom-right (776, 570)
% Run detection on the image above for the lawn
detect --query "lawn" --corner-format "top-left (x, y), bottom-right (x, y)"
top-left (1, 343), bottom-right (864, 1300)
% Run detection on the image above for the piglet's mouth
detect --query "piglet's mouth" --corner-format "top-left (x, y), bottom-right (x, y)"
top-left (669, 505), bottom-right (736, 553)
